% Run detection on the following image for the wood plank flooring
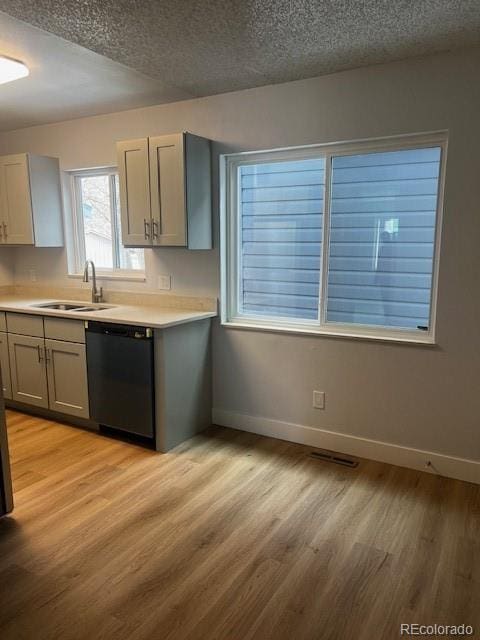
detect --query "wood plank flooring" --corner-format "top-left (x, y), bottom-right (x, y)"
top-left (1, 410), bottom-right (479, 640)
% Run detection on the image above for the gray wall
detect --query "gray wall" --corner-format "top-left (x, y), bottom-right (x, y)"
top-left (0, 47), bottom-right (479, 459)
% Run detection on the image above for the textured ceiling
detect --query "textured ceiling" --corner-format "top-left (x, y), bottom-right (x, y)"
top-left (1, 0), bottom-right (480, 129)
top-left (0, 12), bottom-right (190, 131)
top-left (1, 0), bottom-right (480, 97)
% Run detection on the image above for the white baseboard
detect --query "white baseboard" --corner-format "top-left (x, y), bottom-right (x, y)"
top-left (212, 409), bottom-right (480, 485)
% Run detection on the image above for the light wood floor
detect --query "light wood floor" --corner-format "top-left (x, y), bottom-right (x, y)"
top-left (1, 410), bottom-right (479, 640)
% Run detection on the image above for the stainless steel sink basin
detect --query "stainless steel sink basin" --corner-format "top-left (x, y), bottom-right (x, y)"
top-left (31, 302), bottom-right (114, 312)
top-left (33, 302), bottom-right (86, 311)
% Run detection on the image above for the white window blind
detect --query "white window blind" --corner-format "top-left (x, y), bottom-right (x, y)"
top-left (240, 158), bottom-right (325, 320)
top-left (326, 147), bottom-right (441, 329)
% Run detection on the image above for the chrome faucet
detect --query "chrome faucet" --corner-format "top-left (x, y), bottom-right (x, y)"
top-left (83, 260), bottom-right (103, 303)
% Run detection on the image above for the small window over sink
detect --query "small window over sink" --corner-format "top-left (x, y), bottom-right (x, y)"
top-left (70, 168), bottom-right (145, 276)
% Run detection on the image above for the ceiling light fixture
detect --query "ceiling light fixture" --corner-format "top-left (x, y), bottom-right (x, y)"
top-left (0, 55), bottom-right (29, 85)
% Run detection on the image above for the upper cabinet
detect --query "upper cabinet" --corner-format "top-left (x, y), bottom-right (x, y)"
top-left (117, 132), bottom-right (212, 249)
top-left (0, 153), bottom-right (64, 247)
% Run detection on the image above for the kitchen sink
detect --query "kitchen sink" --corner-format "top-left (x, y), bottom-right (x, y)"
top-left (33, 302), bottom-right (86, 311)
top-left (31, 302), bottom-right (114, 312)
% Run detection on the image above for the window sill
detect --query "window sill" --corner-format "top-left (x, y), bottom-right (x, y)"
top-left (222, 319), bottom-right (437, 346)
top-left (68, 272), bottom-right (146, 283)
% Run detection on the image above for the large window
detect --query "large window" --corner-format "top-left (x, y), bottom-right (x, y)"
top-left (221, 133), bottom-right (446, 342)
top-left (71, 168), bottom-right (144, 275)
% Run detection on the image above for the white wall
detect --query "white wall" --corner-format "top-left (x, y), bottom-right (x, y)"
top-left (1, 48), bottom-right (479, 461)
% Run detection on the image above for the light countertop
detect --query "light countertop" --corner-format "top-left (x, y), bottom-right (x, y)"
top-left (0, 295), bottom-right (217, 329)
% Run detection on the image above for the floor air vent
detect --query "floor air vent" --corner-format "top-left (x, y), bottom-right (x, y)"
top-left (309, 449), bottom-right (359, 468)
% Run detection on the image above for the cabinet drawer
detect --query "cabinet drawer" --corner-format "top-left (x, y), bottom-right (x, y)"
top-left (6, 312), bottom-right (44, 337)
top-left (0, 312), bottom-right (6, 332)
top-left (44, 317), bottom-right (85, 343)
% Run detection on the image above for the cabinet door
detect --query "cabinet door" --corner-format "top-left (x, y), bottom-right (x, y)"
top-left (8, 334), bottom-right (48, 408)
top-left (117, 138), bottom-right (152, 247)
top-left (45, 339), bottom-right (89, 419)
top-left (0, 332), bottom-right (11, 400)
top-left (149, 133), bottom-right (187, 247)
top-left (0, 154), bottom-right (35, 245)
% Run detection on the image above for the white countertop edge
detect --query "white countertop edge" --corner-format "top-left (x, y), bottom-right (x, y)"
top-left (0, 297), bottom-right (217, 330)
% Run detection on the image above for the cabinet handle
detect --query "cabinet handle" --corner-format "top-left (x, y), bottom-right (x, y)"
top-left (2, 222), bottom-right (6, 239)
top-left (151, 219), bottom-right (159, 240)
top-left (144, 218), bottom-right (150, 239)
top-left (45, 348), bottom-right (51, 363)
top-left (37, 345), bottom-right (44, 362)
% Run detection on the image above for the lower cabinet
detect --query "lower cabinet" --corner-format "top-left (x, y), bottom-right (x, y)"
top-left (8, 333), bottom-right (48, 409)
top-left (8, 333), bottom-right (89, 418)
top-left (0, 331), bottom-right (12, 400)
top-left (45, 339), bottom-right (89, 419)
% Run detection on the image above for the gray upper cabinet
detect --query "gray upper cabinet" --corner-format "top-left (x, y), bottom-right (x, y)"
top-left (117, 132), bottom-right (212, 249)
top-left (45, 339), bottom-right (89, 419)
top-left (149, 134), bottom-right (186, 246)
top-left (0, 153), bottom-right (63, 247)
top-left (117, 138), bottom-right (151, 247)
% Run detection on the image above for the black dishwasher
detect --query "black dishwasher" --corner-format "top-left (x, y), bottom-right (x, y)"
top-left (86, 322), bottom-right (155, 441)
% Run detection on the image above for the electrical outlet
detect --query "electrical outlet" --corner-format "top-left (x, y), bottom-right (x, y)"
top-left (28, 269), bottom-right (37, 282)
top-left (157, 274), bottom-right (171, 290)
top-left (313, 390), bottom-right (325, 409)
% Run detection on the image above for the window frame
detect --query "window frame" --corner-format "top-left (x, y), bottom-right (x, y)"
top-left (220, 131), bottom-right (448, 344)
top-left (69, 166), bottom-right (145, 279)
